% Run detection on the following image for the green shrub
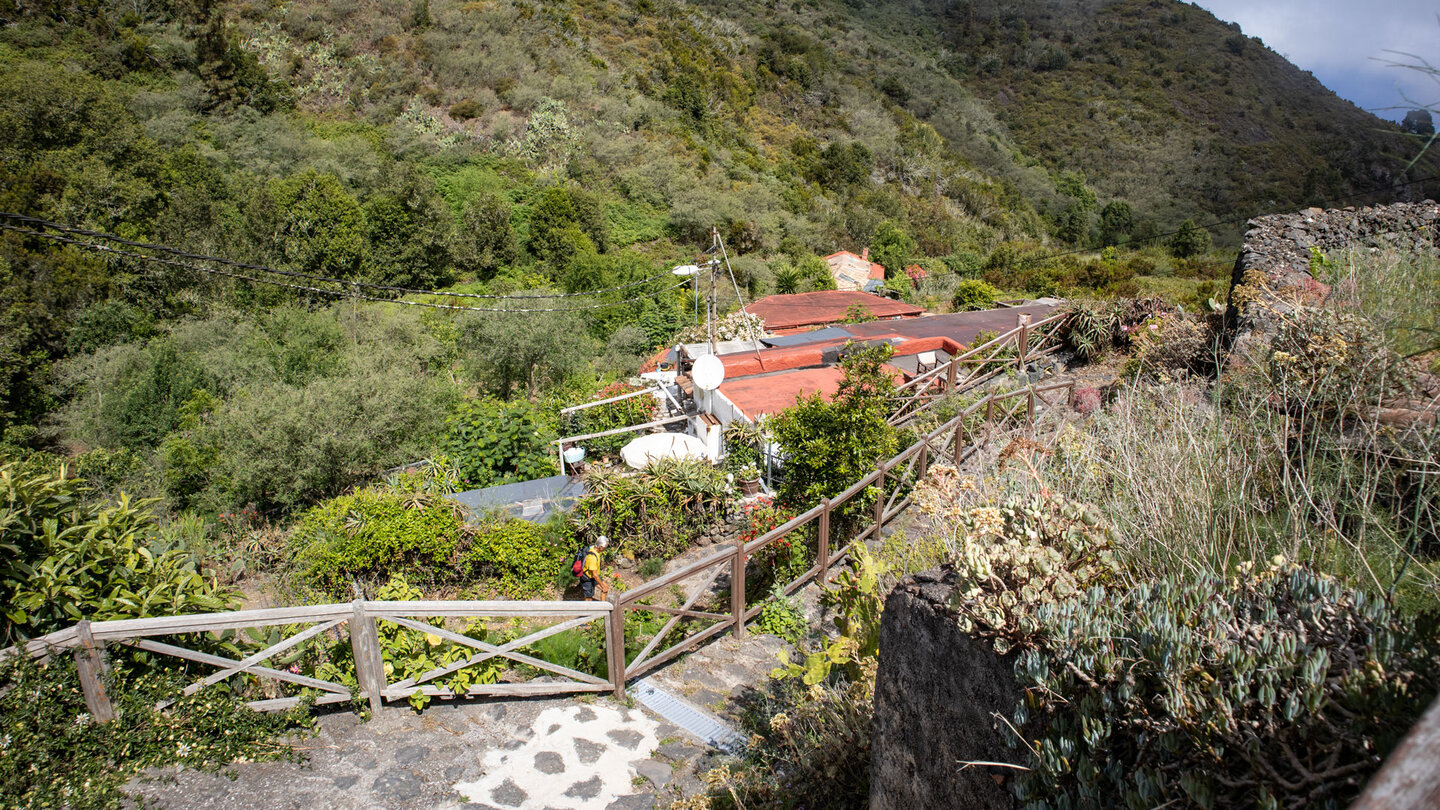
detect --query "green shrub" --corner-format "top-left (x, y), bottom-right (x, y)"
top-left (1009, 566), bottom-right (1440, 809)
top-left (290, 488), bottom-right (463, 594)
top-left (951, 279), bottom-right (1000, 311)
top-left (1167, 218), bottom-right (1211, 258)
top-left (440, 398), bottom-right (558, 490)
top-left (1, 458), bottom-right (235, 646)
top-left (756, 587), bottom-right (808, 645)
top-left (448, 98), bottom-right (482, 120)
top-left (0, 653), bottom-right (308, 810)
top-left (461, 517), bottom-right (569, 597)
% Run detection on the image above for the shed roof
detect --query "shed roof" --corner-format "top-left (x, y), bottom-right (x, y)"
top-left (748, 291), bottom-right (924, 334)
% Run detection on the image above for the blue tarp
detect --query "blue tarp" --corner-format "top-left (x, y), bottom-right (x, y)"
top-left (446, 475), bottom-right (587, 523)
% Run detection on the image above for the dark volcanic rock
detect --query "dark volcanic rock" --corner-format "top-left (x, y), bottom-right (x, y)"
top-left (869, 567), bottom-right (1022, 810)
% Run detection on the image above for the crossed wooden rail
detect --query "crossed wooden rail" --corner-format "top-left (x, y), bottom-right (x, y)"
top-left (5, 381), bottom-right (1076, 722)
top-left (889, 310), bottom-right (1070, 426)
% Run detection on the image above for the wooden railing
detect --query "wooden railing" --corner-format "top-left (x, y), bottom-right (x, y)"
top-left (888, 310), bottom-right (1070, 426)
top-left (4, 381), bottom-right (1074, 721)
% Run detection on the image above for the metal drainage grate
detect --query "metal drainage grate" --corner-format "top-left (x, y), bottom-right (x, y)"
top-left (630, 680), bottom-right (747, 754)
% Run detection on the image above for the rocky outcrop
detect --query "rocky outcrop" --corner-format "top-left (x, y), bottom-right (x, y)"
top-left (869, 568), bottom-right (1021, 810)
top-left (1227, 201), bottom-right (1440, 362)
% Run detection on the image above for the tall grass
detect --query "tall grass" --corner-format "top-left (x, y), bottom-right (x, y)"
top-left (945, 245), bottom-right (1440, 611)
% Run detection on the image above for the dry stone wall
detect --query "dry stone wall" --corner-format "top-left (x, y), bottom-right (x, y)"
top-left (1227, 201), bottom-right (1440, 361)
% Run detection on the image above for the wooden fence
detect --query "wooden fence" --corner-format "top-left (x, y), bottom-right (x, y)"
top-left (5, 381), bottom-right (1075, 723)
top-left (888, 310), bottom-right (1069, 426)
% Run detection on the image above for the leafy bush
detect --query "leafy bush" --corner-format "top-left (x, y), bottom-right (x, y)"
top-left (770, 344), bottom-right (899, 517)
top-left (461, 517), bottom-right (570, 597)
top-left (1, 459), bottom-right (235, 646)
top-left (951, 279), bottom-right (1000, 311)
top-left (0, 653), bottom-right (308, 810)
top-left (1009, 565), bottom-right (1439, 810)
top-left (372, 575), bottom-right (504, 710)
top-left (290, 487), bottom-right (464, 594)
top-left (440, 397), bottom-right (558, 490)
top-left (756, 588), bottom-right (808, 645)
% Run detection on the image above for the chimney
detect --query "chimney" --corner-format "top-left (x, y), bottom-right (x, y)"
top-left (861, 247), bottom-right (869, 261)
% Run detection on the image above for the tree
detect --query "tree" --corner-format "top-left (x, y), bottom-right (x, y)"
top-left (1401, 109), bottom-right (1435, 136)
top-left (462, 308), bottom-right (597, 399)
top-left (869, 221), bottom-right (916, 281)
top-left (268, 170), bottom-right (366, 280)
top-left (362, 165), bottom-right (456, 289)
top-left (455, 193), bottom-right (519, 280)
top-left (1168, 218), bottom-right (1211, 258)
top-left (194, 17), bottom-right (283, 112)
top-left (769, 343), bottom-right (899, 514)
top-left (527, 186), bottom-right (608, 265)
top-left (1099, 200), bottom-right (1134, 246)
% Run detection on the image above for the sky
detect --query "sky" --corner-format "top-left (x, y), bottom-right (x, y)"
top-left (1198, 1), bottom-right (1439, 122)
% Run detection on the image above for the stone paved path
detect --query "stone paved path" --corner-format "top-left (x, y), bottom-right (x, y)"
top-left (125, 695), bottom-right (675, 810)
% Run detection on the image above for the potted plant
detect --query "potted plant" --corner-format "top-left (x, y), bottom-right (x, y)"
top-left (737, 463), bottom-right (762, 497)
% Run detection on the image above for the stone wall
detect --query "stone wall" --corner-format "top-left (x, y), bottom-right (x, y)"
top-left (869, 568), bottom-right (1021, 810)
top-left (1227, 201), bottom-right (1440, 360)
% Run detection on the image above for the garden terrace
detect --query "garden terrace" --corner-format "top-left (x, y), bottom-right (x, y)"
top-left (3, 381), bottom-right (1076, 721)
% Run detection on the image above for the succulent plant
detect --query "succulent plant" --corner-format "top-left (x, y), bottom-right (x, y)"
top-left (1007, 562), bottom-right (1440, 810)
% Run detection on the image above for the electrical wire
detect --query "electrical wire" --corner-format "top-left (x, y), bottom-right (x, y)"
top-left (0, 223), bottom-right (691, 313)
top-left (0, 211), bottom-right (677, 300)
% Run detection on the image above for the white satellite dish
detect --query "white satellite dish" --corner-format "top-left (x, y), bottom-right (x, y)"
top-left (692, 354), bottom-right (725, 391)
top-left (672, 264), bottom-right (701, 276)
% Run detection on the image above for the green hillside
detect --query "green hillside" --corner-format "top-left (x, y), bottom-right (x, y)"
top-left (0, 0), bottom-right (1432, 453)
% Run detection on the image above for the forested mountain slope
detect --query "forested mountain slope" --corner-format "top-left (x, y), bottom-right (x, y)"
top-left (0, 0), bottom-right (1432, 461)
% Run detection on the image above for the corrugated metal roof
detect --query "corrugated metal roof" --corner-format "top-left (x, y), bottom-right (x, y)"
top-left (447, 475), bottom-right (586, 523)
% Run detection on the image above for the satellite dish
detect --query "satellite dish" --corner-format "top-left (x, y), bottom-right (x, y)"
top-left (692, 354), bottom-right (725, 391)
top-left (672, 264), bottom-right (701, 276)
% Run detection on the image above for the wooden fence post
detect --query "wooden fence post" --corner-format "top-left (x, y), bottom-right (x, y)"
top-left (945, 357), bottom-right (957, 392)
top-left (731, 539), bottom-right (747, 638)
top-left (817, 498), bottom-right (831, 573)
top-left (1027, 389), bottom-right (1036, 424)
top-left (74, 620), bottom-right (114, 723)
top-left (606, 603), bottom-right (626, 699)
top-left (873, 463), bottom-right (887, 536)
top-left (1017, 313), bottom-right (1031, 368)
top-left (952, 419), bottom-right (966, 463)
top-left (917, 442), bottom-right (930, 481)
top-left (350, 599), bottom-right (387, 717)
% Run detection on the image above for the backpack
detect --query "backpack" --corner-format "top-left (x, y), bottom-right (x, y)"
top-left (571, 544), bottom-right (590, 578)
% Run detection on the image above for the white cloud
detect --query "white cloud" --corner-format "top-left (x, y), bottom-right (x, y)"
top-left (1199, 0), bottom-right (1440, 118)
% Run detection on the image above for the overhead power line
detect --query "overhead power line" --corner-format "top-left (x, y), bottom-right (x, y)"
top-left (0, 224), bottom-right (690, 313)
top-left (0, 212), bottom-right (677, 300)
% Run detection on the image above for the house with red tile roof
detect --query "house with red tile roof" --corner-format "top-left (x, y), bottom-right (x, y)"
top-left (824, 248), bottom-right (886, 290)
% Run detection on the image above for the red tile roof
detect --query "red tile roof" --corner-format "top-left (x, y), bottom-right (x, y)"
top-left (747, 291), bottom-right (925, 334)
top-left (718, 367), bottom-right (847, 419)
